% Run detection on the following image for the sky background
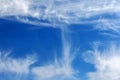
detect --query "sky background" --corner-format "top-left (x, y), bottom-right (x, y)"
top-left (0, 0), bottom-right (120, 80)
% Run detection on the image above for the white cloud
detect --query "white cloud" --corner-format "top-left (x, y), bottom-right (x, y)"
top-left (0, 51), bottom-right (36, 74)
top-left (1, 0), bottom-right (120, 38)
top-left (1, 0), bottom-right (120, 25)
top-left (0, 39), bottom-right (77, 80)
top-left (32, 60), bottom-right (75, 80)
top-left (32, 35), bottom-right (77, 80)
top-left (1, 0), bottom-right (120, 80)
top-left (94, 18), bottom-right (120, 37)
top-left (0, 0), bottom-right (29, 16)
top-left (85, 43), bottom-right (120, 80)
top-left (1, 0), bottom-right (119, 40)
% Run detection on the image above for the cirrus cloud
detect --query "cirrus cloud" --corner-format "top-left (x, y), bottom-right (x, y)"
top-left (85, 43), bottom-right (120, 80)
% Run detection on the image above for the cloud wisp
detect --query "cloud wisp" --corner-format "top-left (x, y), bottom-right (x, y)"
top-left (0, 32), bottom-right (77, 80)
top-left (0, 51), bottom-right (36, 80)
top-left (1, 0), bottom-right (120, 37)
top-left (0, 51), bottom-right (35, 74)
top-left (84, 43), bottom-right (120, 80)
top-left (1, 0), bottom-right (120, 26)
top-left (32, 29), bottom-right (77, 80)
top-left (1, 0), bottom-right (120, 80)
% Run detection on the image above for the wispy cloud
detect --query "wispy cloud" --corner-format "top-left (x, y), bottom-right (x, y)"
top-left (1, 0), bottom-right (120, 25)
top-left (0, 51), bottom-right (35, 74)
top-left (85, 43), bottom-right (120, 80)
top-left (1, 0), bottom-right (120, 38)
top-left (32, 58), bottom-right (76, 80)
top-left (32, 30), bottom-right (77, 80)
top-left (94, 18), bottom-right (120, 37)
top-left (0, 37), bottom-right (77, 80)
top-left (1, 0), bottom-right (120, 80)
top-left (0, 51), bottom-right (36, 80)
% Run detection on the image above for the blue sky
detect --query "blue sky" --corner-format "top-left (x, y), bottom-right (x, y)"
top-left (0, 0), bottom-right (120, 80)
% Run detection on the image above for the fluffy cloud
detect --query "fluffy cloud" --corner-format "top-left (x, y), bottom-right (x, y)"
top-left (85, 43), bottom-right (120, 80)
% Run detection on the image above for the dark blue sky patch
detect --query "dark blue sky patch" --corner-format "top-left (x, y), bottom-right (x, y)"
top-left (0, 19), bottom-right (62, 64)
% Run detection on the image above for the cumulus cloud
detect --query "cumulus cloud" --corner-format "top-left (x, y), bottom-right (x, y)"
top-left (85, 43), bottom-right (120, 80)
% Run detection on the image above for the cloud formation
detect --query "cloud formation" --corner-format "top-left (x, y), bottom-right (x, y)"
top-left (0, 38), bottom-right (77, 80)
top-left (1, 0), bottom-right (120, 36)
top-left (1, 0), bottom-right (120, 25)
top-left (0, 51), bottom-right (36, 80)
top-left (85, 43), bottom-right (120, 80)
top-left (32, 30), bottom-right (77, 80)
top-left (1, 0), bottom-right (120, 80)
top-left (0, 51), bottom-right (35, 74)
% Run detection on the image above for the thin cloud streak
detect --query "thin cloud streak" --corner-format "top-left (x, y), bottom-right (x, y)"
top-left (1, 0), bottom-right (120, 35)
top-left (1, 0), bottom-right (120, 37)
top-left (1, 0), bottom-right (120, 25)
top-left (95, 18), bottom-right (120, 37)
top-left (32, 28), bottom-right (78, 80)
